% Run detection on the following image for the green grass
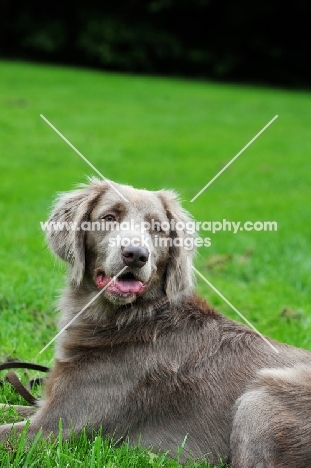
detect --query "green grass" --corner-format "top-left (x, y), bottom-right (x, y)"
top-left (0, 60), bottom-right (310, 466)
top-left (0, 421), bottom-right (227, 468)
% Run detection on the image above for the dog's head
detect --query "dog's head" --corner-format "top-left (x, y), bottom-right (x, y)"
top-left (46, 178), bottom-right (196, 306)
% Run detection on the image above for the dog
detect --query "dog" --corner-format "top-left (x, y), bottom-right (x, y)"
top-left (0, 177), bottom-right (311, 467)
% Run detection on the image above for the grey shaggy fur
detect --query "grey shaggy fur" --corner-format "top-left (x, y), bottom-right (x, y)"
top-left (1, 178), bottom-right (311, 467)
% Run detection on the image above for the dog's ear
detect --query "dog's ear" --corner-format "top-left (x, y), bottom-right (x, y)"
top-left (46, 179), bottom-right (107, 285)
top-left (157, 190), bottom-right (196, 302)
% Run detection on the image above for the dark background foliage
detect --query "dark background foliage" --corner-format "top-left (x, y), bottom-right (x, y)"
top-left (0, 0), bottom-right (310, 87)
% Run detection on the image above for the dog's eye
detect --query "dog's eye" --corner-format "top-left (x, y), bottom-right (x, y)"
top-left (102, 214), bottom-right (116, 222)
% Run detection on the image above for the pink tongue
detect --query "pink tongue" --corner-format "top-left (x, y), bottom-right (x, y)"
top-left (115, 278), bottom-right (143, 293)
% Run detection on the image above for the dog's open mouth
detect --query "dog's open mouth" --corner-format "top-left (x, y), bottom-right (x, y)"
top-left (95, 271), bottom-right (147, 296)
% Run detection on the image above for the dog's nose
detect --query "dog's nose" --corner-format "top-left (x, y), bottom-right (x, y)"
top-left (121, 245), bottom-right (149, 268)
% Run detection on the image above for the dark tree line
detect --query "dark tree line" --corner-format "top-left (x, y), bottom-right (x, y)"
top-left (0, 0), bottom-right (309, 87)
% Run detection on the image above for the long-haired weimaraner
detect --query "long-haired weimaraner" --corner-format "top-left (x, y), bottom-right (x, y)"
top-left (1, 178), bottom-right (310, 467)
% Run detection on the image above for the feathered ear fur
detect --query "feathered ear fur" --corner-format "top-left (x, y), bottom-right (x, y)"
top-left (46, 179), bottom-right (108, 285)
top-left (157, 190), bottom-right (196, 302)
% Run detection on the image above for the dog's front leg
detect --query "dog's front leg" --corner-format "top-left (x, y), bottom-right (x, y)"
top-left (0, 403), bottom-right (37, 442)
top-left (0, 403), bottom-right (37, 418)
top-left (0, 421), bottom-right (32, 441)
